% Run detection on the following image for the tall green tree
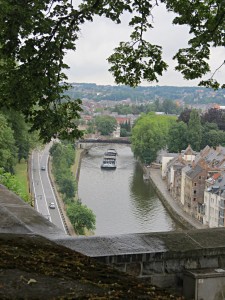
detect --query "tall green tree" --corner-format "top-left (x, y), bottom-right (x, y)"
top-left (120, 121), bottom-right (131, 137)
top-left (187, 110), bottom-right (202, 151)
top-left (201, 122), bottom-right (225, 148)
top-left (1, 1), bottom-right (225, 141)
top-left (0, 113), bottom-right (18, 172)
top-left (67, 201), bottom-right (96, 235)
top-left (201, 108), bottom-right (225, 131)
top-left (95, 115), bottom-right (117, 136)
top-left (178, 108), bottom-right (193, 124)
top-left (167, 121), bottom-right (188, 152)
top-left (86, 120), bottom-right (95, 134)
top-left (50, 142), bottom-right (76, 192)
top-left (59, 178), bottom-right (75, 199)
top-left (3, 110), bottom-right (30, 162)
top-left (161, 99), bottom-right (181, 114)
top-left (131, 113), bottom-right (176, 164)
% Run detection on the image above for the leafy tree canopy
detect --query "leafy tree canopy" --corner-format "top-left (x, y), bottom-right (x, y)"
top-left (178, 108), bottom-right (193, 124)
top-left (201, 108), bottom-right (225, 131)
top-left (167, 121), bottom-right (188, 152)
top-left (0, 113), bottom-right (18, 172)
top-left (1, 0), bottom-right (225, 141)
top-left (0, 168), bottom-right (31, 203)
top-left (131, 113), bottom-right (176, 163)
top-left (67, 201), bottom-right (96, 235)
top-left (95, 115), bottom-right (117, 136)
top-left (3, 109), bottom-right (31, 162)
top-left (187, 110), bottom-right (202, 151)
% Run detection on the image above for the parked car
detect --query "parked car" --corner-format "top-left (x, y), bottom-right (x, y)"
top-left (41, 166), bottom-right (46, 171)
top-left (49, 202), bottom-right (55, 209)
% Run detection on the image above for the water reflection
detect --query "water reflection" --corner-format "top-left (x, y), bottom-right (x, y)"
top-left (130, 163), bottom-right (158, 216)
top-left (78, 144), bottom-right (180, 235)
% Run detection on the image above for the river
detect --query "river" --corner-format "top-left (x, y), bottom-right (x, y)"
top-left (78, 144), bottom-right (180, 236)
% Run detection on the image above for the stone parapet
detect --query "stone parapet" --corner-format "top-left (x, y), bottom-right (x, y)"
top-left (56, 228), bottom-right (225, 291)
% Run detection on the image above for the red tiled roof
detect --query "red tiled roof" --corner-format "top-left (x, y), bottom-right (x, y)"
top-left (115, 117), bottom-right (130, 124)
top-left (212, 173), bottom-right (221, 180)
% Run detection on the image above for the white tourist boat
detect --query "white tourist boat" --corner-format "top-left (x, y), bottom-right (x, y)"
top-left (101, 149), bottom-right (117, 169)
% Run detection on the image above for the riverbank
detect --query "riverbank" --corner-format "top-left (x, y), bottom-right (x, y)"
top-left (71, 148), bottom-right (87, 193)
top-left (74, 146), bottom-right (205, 231)
top-left (48, 146), bottom-right (91, 236)
top-left (145, 167), bottom-right (207, 230)
top-left (48, 157), bottom-right (76, 236)
top-left (71, 148), bottom-right (87, 199)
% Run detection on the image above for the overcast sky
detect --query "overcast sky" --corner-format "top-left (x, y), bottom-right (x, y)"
top-left (64, 4), bottom-right (225, 87)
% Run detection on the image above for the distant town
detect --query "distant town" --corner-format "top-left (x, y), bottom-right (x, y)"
top-left (66, 83), bottom-right (225, 138)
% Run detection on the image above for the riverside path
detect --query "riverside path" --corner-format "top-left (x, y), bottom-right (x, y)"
top-left (147, 167), bottom-right (207, 230)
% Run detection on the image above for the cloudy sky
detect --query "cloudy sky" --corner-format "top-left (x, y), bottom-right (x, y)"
top-left (65, 4), bottom-right (225, 87)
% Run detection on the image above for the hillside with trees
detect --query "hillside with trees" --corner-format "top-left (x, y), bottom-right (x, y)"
top-left (0, 110), bottom-right (40, 173)
top-left (0, 109), bottom-right (40, 203)
top-left (66, 83), bottom-right (225, 105)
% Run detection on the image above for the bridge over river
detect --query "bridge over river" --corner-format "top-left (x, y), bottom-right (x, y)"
top-left (77, 137), bottom-right (131, 150)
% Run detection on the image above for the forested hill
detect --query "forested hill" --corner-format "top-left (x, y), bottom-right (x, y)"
top-left (66, 83), bottom-right (225, 105)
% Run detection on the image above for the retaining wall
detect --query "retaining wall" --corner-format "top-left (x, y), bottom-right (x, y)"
top-left (60, 228), bottom-right (225, 293)
top-left (148, 175), bottom-right (195, 230)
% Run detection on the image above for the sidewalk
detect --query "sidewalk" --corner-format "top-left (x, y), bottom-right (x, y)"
top-left (147, 167), bottom-right (207, 230)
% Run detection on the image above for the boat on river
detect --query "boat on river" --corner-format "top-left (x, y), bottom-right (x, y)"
top-left (104, 149), bottom-right (117, 157)
top-left (101, 149), bottom-right (117, 169)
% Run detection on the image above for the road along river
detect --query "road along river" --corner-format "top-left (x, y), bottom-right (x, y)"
top-left (78, 144), bottom-right (181, 236)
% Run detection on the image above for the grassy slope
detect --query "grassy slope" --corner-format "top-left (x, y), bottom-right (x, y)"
top-left (14, 159), bottom-right (30, 197)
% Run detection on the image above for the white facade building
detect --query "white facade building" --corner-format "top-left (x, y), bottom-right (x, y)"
top-left (203, 189), bottom-right (220, 228)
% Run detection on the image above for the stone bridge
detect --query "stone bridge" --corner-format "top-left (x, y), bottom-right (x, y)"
top-left (1, 184), bottom-right (225, 298)
top-left (77, 137), bottom-right (131, 150)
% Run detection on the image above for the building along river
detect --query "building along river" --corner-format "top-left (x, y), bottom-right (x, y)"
top-left (78, 144), bottom-right (181, 236)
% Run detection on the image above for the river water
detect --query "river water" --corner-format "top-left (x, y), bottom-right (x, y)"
top-left (78, 144), bottom-right (180, 236)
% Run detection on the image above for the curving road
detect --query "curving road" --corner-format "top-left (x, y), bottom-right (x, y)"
top-left (31, 142), bottom-right (67, 234)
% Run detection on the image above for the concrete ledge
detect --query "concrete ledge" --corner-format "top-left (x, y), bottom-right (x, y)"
top-left (3, 182), bottom-right (225, 293)
top-left (0, 185), bottom-right (66, 239)
top-left (55, 228), bottom-right (225, 290)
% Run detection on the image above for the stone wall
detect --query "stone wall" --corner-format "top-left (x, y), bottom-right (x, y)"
top-left (2, 183), bottom-right (225, 296)
top-left (149, 175), bottom-right (195, 230)
top-left (95, 246), bottom-right (225, 290)
top-left (58, 228), bottom-right (225, 293)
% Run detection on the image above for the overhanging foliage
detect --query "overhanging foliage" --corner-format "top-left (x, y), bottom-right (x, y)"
top-left (1, 1), bottom-right (225, 141)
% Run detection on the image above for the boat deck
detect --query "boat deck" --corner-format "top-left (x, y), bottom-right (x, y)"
top-left (101, 149), bottom-right (117, 169)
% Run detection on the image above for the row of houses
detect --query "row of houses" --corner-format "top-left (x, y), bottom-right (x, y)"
top-left (162, 145), bottom-right (225, 228)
